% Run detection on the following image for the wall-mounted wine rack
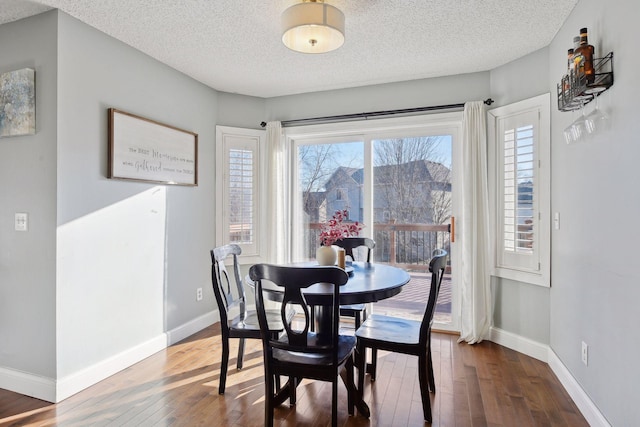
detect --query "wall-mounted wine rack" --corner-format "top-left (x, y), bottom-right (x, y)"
top-left (557, 52), bottom-right (614, 112)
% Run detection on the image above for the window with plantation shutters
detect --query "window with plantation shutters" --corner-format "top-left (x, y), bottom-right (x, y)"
top-left (503, 124), bottom-right (535, 254)
top-left (228, 148), bottom-right (254, 244)
top-left (216, 126), bottom-right (265, 261)
top-left (488, 94), bottom-right (550, 287)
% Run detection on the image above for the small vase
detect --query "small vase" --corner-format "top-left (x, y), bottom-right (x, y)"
top-left (316, 246), bottom-right (337, 266)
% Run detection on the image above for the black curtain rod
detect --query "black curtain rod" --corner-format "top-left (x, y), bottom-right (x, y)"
top-left (260, 98), bottom-right (493, 128)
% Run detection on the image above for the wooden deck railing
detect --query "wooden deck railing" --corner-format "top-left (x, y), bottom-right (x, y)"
top-left (306, 222), bottom-right (451, 272)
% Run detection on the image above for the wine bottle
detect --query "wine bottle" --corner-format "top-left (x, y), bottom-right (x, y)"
top-left (563, 49), bottom-right (574, 96)
top-left (573, 36), bottom-right (581, 52)
top-left (570, 36), bottom-right (580, 72)
top-left (567, 49), bottom-right (575, 73)
top-left (574, 28), bottom-right (595, 83)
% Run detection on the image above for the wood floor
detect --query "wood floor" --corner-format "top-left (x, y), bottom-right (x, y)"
top-left (0, 324), bottom-right (588, 427)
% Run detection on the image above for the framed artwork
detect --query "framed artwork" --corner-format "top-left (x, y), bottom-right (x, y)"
top-left (108, 108), bottom-right (198, 186)
top-left (0, 68), bottom-right (36, 138)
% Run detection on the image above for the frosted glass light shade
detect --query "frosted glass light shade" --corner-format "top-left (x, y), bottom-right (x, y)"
top-left (282, 1), bottom-right (345, 54)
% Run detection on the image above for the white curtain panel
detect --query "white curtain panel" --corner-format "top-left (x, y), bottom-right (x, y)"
top-left (458, 101), bottom-right (492, 344)
top-left (265, 121), bottom-right (291, 263)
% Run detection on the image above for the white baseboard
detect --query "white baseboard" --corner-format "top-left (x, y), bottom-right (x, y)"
top-left (166, 309), bottom-right (219, 345)
top-left (489, 327), bottom-right (610, 427)
top-left (0, 334), bottom-right (168, 403)
top-left (55, 334), bottom-right (168, 402)
top-left (489, 326), bottom-right (549, 362)
top-left (0, 366), bottom-right (56, 403)
top-left (547, 350), bottom-right (611, 427)
top-left (0, 310), bottom-right (220, 403)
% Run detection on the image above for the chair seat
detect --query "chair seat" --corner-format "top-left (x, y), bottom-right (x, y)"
top-left (340, 303), bottom-right (365, 313)
top-left (355, 314), bottom-right (421, 347)
top-left (229, 308), bottom-right (293, 334)
top-left (273, 334), bottom-right (356, 367)
top-left (272, 334), bottom-right (356, 383)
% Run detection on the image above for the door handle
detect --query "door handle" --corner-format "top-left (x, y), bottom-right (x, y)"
top-left (449, 216), bottom-right (455, 243)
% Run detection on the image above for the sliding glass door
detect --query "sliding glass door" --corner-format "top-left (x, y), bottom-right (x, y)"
top-left (370, 135), bottom-right (454, 326)
top-left (288, 114), bottom-right (461, 331)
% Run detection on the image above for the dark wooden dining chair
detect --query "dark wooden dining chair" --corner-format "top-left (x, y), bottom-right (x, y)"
top-left (335, 237), bottom-right (375, 328)
top-left (355, 249), bottom-right (448, 422)
top-left (250, 263), bottom-right (368, 427)
top-left (310, 237), bottom-right (375, 332)
top-left (210, 244), bottom-right (286, 395)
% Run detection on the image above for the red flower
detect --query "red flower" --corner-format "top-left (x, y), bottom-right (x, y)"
top-left (319, 210), bottom-right (365, 246)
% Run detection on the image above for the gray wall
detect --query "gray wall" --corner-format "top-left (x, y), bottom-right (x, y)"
top-left (549, 0), bottom-right (639, 425)
top-left (491, 0), bottom-right (640, 426)
top-left (489, 47), bottom-right (551, 344)
top-left (265, 72), bottom-right (490, 123)
top-left (491, 278), bottom-right (550, 344)
top-left (490, 46), bottom-right (551, 108)
top-left (0, 12), bottom-right (58, 379)
top-left (0, 10), bottom-right (222, 387)
top-left (217, 91), bottom-right (265, 130)
top-left (490, 0), bottom-right (639, 424)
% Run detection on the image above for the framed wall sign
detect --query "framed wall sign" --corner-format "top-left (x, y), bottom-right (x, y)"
top-left (108, 108), bottom-right (198, 186)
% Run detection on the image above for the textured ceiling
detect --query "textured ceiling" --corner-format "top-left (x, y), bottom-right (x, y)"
top-left (1, 0), bottom-right (578, 98)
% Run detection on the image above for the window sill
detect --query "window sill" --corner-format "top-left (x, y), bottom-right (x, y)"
top-left (493, 267), bottom-right (549, 288)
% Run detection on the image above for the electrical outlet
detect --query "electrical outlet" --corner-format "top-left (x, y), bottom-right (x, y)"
top-left (196, 287), bottom-right (203, 301)
top-left (581, 341), bottom-right (588, 366)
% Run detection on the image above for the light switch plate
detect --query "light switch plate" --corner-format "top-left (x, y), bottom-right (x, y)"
top-left (15, 213), bottom-right (28, 231)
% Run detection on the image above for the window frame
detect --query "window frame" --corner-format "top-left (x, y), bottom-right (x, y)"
top-left (284, 112), bottom-right (463, 333)
top-left (488, 93), bottom-right (551, 287)
top-left (215, 126), bottom-right (266, 264)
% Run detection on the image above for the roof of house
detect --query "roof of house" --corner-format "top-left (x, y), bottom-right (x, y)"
top-left (325, 160), bottom-right (450, 188)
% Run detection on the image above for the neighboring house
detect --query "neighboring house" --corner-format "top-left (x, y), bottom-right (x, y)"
top-left (322, 166), bottom-right (362, 221)
top-left (309, 160), bottom-right (452, 226)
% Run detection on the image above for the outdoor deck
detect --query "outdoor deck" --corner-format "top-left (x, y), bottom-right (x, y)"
top-left (353, 270), bottom-right (452, 324)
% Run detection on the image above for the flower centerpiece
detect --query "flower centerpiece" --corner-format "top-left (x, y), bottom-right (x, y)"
top-left (316, 209), bottom-right (364, 265)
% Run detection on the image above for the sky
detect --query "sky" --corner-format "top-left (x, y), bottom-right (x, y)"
top-left (327, 134), bottom-right (453, 170)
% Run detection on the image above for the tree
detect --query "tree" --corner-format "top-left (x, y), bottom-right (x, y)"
top-left (373, 136), bottom-right (451, 225)
top-left (298, 143), bottom-right (362, 220)
top-left (373, 136), bottom-right (452, 264)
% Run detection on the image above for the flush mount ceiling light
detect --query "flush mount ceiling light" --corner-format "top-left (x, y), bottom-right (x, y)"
top-left (281, 0), bottom-right (345, 54)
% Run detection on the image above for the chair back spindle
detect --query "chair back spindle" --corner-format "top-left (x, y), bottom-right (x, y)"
top-left (334, 237), bottom-right (375, 262)
top-left (419, 251), bottom-right (448, 346)
top-left (211, 244), bottom-right (247, 321)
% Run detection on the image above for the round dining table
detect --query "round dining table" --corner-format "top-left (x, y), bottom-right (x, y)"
top-left (251, 261), bottom-right (410, 336)
top-left (297, 261), bottom-right (409, 304)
